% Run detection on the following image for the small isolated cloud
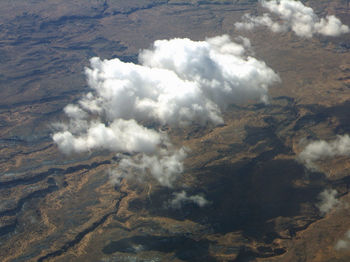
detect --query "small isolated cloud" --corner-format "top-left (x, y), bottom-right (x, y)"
top-left (335, 230), bottom-right (350, 250)
top-left (111, 148), bottom-right (187, 187)
top-left (235, 0), bottom-right (349, 38)
top-left (298, 135), bottom-right (350, 170)
top-left (168, 191), bottom-right (210, 209)
top-left (316, 189), bottom-right (340, 215)
top-left (53, 35), bottom-right (279, 187)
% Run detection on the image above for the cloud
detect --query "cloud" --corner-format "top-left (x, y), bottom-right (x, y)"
top-left (53, 119), bottom-right (164, 154)
top-left (236, 13), bottom-right (287, 33)
top-left (235, 0), bottom-right (349, 38)
top-left (298, 135), bottom-right (350, 170)
top-left (111, 148), bottom-right (187, 187)
top-left (53, 35), bottom-right (279, 187)
top-left (335, 230), bottom-right (350, 250)
top-left (168, 191), bottom-right (210, 209)
top-left (316, 189), bottom-right (340, 215)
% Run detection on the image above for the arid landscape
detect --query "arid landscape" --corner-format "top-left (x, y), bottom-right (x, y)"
top-left (2, 0), bottom-right (350, 261)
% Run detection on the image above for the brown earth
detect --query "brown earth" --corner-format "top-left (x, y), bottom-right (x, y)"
top-left (1, 0), bottom-right (350, 261)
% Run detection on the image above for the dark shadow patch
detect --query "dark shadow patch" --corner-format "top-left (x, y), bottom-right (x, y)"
top-left (102, 235), bottom-right (216, 262)
top-left (234, 245), bottom-right (286, 262)
top-left (296, 100), bottom-right (350, 134)
top-left (145, 158), bottom-right (325, 242)
top-left (0, 219), bottom-right (18, 237)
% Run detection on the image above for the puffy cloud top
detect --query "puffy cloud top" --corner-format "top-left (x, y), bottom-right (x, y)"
top-left (298, 135), bottom-right (350, 170)
top-left (316, 189), bottom-right (340, 215)
top-left (82, 35), bottom-right (278, 126)
top-left (168, 191), bottom-right (210, 209)
top-left (53, 35), bottom-right (279, 186)
top-left (235, 0), bottom-right (349, 38)
top-left (53, 119), bottom-right (163, 155)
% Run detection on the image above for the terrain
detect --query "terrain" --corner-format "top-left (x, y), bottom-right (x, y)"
top-left (1, 0), bottom-right (350, 261)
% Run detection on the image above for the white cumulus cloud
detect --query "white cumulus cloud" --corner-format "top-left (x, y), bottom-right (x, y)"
top-left (316, 189), bottom-right (340, 215)
top-left (52, 35), bottom-right (279, 187)
top-left (335, 230), bottom-right (350, 250)
top-left (235, 0), bottom-right (349, 38)
top-left (111, 148), bottom-right (187, 187)
top-left (53, 119), bottom-right (164, 155)
top-left (298, 135), bottom-right (350, 170)
top-left (168, 191), bottom-right (210, 209)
